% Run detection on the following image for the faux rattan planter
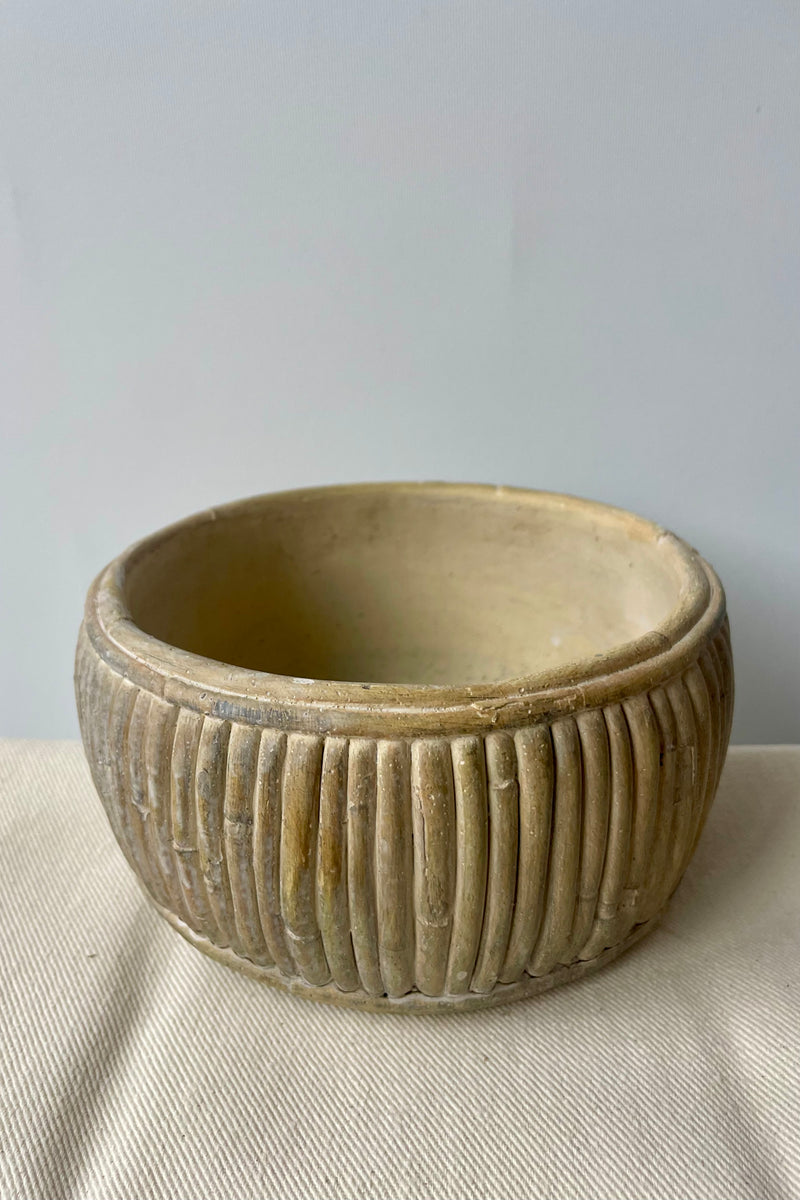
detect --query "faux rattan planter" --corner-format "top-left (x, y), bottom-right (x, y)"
top-left (75, 483), bottom-right (733, 1011)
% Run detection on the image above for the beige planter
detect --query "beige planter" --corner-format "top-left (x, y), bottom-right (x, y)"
top-left (75, 483), bottom-right (733, 1011)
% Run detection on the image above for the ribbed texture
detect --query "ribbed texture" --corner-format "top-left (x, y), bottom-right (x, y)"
top-left (75, 618), bottom-right (734, 1006)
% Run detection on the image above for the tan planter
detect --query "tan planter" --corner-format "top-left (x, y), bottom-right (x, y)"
top-left (75, 483), bottom-right (733, 1011)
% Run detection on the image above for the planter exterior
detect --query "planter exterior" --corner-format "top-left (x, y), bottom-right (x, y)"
top-left (75, 484), bottom-right (733, 1012)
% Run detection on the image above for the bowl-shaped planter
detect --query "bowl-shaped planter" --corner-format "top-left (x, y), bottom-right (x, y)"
top-left (75, 483), bottom-right (733, 1011)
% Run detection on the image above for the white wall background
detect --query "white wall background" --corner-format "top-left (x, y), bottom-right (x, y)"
top-left (1, 1), bottom-right (798, 742)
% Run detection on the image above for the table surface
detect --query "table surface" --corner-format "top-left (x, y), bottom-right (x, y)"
top-left (2, 741), bottom-right (798, 1200)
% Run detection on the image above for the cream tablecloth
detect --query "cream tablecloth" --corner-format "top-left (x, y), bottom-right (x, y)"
top-left (2, 741), bottom-right (799, 1200)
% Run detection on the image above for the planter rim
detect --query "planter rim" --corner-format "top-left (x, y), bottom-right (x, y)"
top-left (83, 481), bottom-right (726, 737)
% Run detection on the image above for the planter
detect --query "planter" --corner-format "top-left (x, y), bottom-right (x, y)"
top-left (75, 483), bottom-right (733, 1011)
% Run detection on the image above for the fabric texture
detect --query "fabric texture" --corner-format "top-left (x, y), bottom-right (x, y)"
top-left (1, 741), bottom-right (798, 1200)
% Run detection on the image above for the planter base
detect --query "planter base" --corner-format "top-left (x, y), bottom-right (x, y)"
top-left (148, 894), bottom-right (664, 1013)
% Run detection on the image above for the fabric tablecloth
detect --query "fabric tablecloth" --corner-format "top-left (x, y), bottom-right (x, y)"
top-left (1, 741), bottom-right (798, 1200)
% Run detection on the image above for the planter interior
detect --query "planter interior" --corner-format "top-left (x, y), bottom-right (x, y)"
top-left (124, 486), bottom-right (693, 689)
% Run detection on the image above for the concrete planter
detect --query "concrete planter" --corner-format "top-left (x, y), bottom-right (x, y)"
top-left (75, 483), bottom-right (733, 1011)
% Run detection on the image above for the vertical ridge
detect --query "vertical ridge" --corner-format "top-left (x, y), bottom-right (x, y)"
top-left (170, 707), bottom-right (212, 935)
top-left (106, 678), bottom-right (143, 881)
top-left (347, 738), bottom-right (383, 995)
top-left (445, 736), bottom-right (489, 995)
top-left (663, 676), bottom-right (699, 900)
top-left (500, 725), bottom-right (552, 983)
top-left (125, 690), bottom-right (165, 906)
top-left (617, 692), bottom-right (661, 938)
top-left (73, 631), bottom-right (95, 772)
top-left (143, 696), bottom-right (185, 920)
top-left (253, 729), bottom-right (294, 975)
top-left (195, 716), bottom-right (237, 949)
top-left (683, 662), bottom-right (715, 864)
top-left (87, 664), bottom-right (126, 848)
top-left (699, 642), bottom-right (724, 801)
top-left (225, 723), bottom-right (273, 966)
top-left (470, 732), bottom-right (518, 994)
top-left (708, 638), bottom-right (729, 794)
top-left (576, 704), bottom-right (632, 961)
top-left (646, 685), bottom-right (680, 919)
top-left (411, 737), bottom-right (456, 997)
top-left (528, 718), bottom-right (582, 976)
top-left (317, 737), bottom-right (359, 992)
top-left (568, 708), bottom-right (611, 960)
top-left (376, 739), bottom-right (415, 998)
top-left (280, 733), bottom-right (330, 985)
top-left (717, 622), bottom-right (735, 761)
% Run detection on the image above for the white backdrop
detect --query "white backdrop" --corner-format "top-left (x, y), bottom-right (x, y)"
top-left (1, 1), bottom-right (798, 741)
